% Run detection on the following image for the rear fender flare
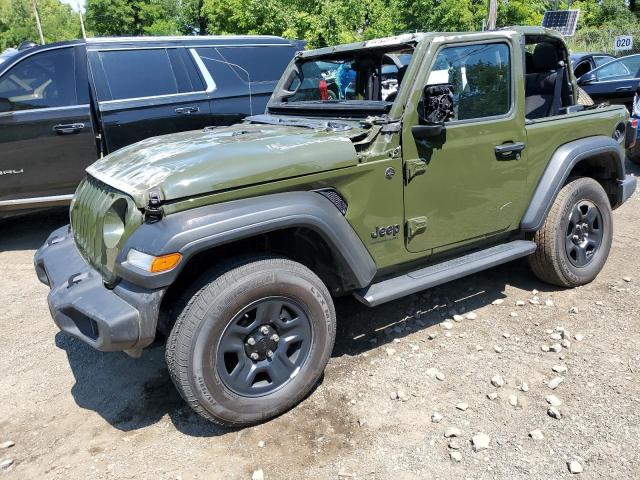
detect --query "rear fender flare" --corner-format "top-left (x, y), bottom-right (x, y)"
top-left (520, 136), bottom-right (625, 232)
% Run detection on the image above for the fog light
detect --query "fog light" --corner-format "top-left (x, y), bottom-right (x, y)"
top-left (126, 249), bottom-right (182, 273)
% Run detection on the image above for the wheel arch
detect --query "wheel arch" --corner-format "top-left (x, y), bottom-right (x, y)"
top-left (116, 191), bottom-right (377, 293)
top-left (521, 135), bottom-right (629, 232)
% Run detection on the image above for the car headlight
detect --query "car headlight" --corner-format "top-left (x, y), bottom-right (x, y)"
top-left (126, 249), bottom-right (182, 273)
top-left (103, 199), bottom-right (127, 249)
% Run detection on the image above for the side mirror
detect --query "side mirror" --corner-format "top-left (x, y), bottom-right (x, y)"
top-left (577, 71), bottom-right (597, 86)
top-left (413, 84), bottom-right (454, 140)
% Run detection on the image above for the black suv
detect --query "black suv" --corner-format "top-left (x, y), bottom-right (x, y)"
top-left (0, 35), bottom-right (302, 216)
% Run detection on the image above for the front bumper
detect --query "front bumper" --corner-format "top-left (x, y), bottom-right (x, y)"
top-left (34, 226), bottom-right (163, 355)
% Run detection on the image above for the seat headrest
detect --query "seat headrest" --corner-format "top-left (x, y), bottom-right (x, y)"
top-left (533, 43), bottom-right (559, 72)
top-left (525, 51), bottom-right (534, 73)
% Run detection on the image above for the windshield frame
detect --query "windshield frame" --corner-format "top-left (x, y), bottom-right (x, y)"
top-left (267, 34), bottom-right (424, 119)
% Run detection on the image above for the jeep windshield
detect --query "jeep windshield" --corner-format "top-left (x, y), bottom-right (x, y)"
top-left (268, 37), bottom-right (419, 118)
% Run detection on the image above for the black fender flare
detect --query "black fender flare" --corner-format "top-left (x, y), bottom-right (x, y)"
top-left (115, 191), bottom-right (377, 290)
top-left (520, 135), bottom-right (632, 232)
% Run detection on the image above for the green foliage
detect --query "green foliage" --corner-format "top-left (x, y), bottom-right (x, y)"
top-left (0, 0), bottom-right (81, 49)
top-left (0, 0), bottom-right (639, 50)
top-left (86, 0), bottom-right (180, 36)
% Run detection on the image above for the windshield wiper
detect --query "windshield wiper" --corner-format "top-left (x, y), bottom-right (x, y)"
top-left (246, 114), bottom-right (353, 131)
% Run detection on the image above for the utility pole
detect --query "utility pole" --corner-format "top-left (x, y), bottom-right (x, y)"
top-left (78, 1), bottom-right (87, 39)
top-left (31, 0), bottom-right (45, 44)
top-left (487, 0), bottom-right (497, 30)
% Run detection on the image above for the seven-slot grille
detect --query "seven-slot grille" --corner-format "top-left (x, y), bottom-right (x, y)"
top-left (70, 175), bottom-right (124, 281)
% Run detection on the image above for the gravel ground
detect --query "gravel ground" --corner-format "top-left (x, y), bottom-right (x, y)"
top-left (1, 163), bottom-right (640, 480)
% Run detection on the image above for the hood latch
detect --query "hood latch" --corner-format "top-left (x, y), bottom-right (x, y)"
top-left (144, 190), bottom-right (164, 223)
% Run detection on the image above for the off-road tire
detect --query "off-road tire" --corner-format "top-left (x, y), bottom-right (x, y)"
top-left (528, 177), bottom-right (613, 287)
top-left (165, 255), bottom-right (336, 427)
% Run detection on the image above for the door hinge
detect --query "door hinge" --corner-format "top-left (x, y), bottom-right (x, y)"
top-left (404, 159), bottom-right (427, 182)
top-left (406, 216), bottom-right (428, 239)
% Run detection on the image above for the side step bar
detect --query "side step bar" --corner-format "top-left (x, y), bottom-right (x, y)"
top-left (354, 240), bottom-right (537, 307)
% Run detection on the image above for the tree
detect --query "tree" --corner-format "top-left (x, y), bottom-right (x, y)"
top-left (0, 0), bottom-right (81, 49)
top-left (85, 0), bottom-right (179, 36)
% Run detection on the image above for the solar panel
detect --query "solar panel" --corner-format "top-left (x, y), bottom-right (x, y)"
top-left (542, 10), bottom-right (580, 37)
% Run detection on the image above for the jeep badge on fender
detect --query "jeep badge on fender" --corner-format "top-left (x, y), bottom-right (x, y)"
top-left (371, 224), bottom-right (401, 239)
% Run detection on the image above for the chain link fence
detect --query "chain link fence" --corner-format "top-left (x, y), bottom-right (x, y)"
top-left (566, 28), bottom-right (640, 57)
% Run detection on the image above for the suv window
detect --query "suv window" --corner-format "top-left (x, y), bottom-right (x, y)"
top-left (0, 47), bottom-right (77, 112)
top-left (194, 47), bottom-right (249, 97)
top-left (97, 49), bottom-right (181, 101)
top-left (216, 46), bottom-right (294, 83)
top-left (427, 43), bottom-right (511, 121)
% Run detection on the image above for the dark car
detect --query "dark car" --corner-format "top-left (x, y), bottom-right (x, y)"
top-left (0, 35), bottom-right (302, 216)
top-left (577, 53), bottom-right (640, 109)
top-left (570, 52), bottom-right (616, 78)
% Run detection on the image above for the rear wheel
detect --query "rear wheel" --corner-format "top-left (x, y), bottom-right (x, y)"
top-left (528, 177), bottom-right (613, 287)
top-left (165, 256), bottom-right (336, 427)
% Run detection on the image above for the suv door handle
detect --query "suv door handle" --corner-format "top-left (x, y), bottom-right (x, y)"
top-left (175, 106), bottom-right (199, 115)
top-left (616, 86), bottom-right (633, 91)
top-left (495, 142), bottom-right (525, 160)
top-left (53, 123), bottom-right (84, 134)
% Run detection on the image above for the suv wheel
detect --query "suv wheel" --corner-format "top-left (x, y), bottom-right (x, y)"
top-left (528, 177), bottom-right (613, 287)
top-left (165, 256), bottom-right (336, 426)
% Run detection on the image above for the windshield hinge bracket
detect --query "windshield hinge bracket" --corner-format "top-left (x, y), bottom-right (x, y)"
top-left (144, 190), bottom-right (164, 223)
top-left (406, 216), bottom-right (428, 239)
top-left (404, 158), bottom-right (427, 182)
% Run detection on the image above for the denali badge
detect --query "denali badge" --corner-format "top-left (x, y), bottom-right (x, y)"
top-left (371, 224), bottom-right (401, 239)
top-left (0, 169), bottom-right (24, 176)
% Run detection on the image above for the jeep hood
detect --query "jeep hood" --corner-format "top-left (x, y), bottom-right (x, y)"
top-left (87, 121), bottom-right (365, 207)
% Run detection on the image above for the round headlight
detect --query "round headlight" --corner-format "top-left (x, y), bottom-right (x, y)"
top-left (103, 199), bottom-right (127, 249)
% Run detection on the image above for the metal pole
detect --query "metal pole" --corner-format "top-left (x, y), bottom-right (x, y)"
top-left (78, 1), bottom-right (87, 39)
top-left (31, 0), bottom-right (45, 44)
top-left (487, 0), bottom-right (497, 30)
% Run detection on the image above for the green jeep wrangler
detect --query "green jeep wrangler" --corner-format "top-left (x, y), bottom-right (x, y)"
top-left (35, 27), bottom-right (637, 426)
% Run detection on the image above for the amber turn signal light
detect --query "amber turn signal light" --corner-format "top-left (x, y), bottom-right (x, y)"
top-left (150, 253), bottom-right (182, 273)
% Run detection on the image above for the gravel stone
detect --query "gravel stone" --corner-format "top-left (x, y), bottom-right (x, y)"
top-left (258, 440), bottom-right (265, 448)
top-left (540, 345), bottom-right (550, 352)
top-left (623, 276), bottom-right (632, 282)
top-left (491, 299), bottom-right (504, 305)
top-left (546, 394), bottom-right (562, 407)
top-left (448, 439), bottom-right (461, 450)
top-left (444, 427), bottom-right (461, 438)
top-left (450, 451), bottom-right (463, 462)
top-left (548, 377), bottom-right (564, 389)
top-left (550, 333), bottom-right (562, 341)
top-left (494, 345), bottom-right (503, 353)
top-left (466, 312), bottom-right (477, 320)
top-left (548, 406), bottom-right (562, 419)
top-left (502, 332), bottom-right (511, 338)
top-left (519, 382), bottom-right (529, 392)
top-left (516, 300), bottom-right (525, 306)
top-left (529, 429), bottom-right (544, 441)
top-left (471, 432), bottom-right (491, 451)
top-left (508, 394), bottom-right (519, 407)
top-left (569, 306), bottom-right (579, 314)
top-left (0, 458), bottom-right (14, 471)
top-left (561, 339), bottom-right (571, 349)
top-left (397, 389), bottom-right (409, 402)
top-left (452, 314), bottom-right (464, 322)
top-left (568, 460), bottom-right (584, 474)
top-left (385, 348), bottom-right (396, 356)
top-left (431, 411), bottom-right (443, 423)
top-left (441, 321), bottom-right (453, 330)
top-left (510, 311), bottom-right (519, 318)
top-left (545, 299), bottom-right (555, 307)
top-left (550, 343), bottom-right (562, 353)
top-left (435, 372), bottom-right (446, 381)
top-left (0, 442), bottom-right (14, 450)
top-left (552, 364), bottom-right (568, 374)
top-left (491, 375), bottom-right (505, 387)
top-left (487, 392), bottom-right (498, 400)
top-left (574, 333), bottom-right (585, 341)
top-left (389, 391), bottom-right (398, 400)
top-left (428, 333), bottom-right (438, 340)
top-left (456, 402), bottom-right (469, 411)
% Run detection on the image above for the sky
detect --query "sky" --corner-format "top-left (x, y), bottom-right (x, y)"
top-left (60, 0), bottom-right (85, 12)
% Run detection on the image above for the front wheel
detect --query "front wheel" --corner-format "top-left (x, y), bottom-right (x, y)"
top-left (165, 256), bottom-right (336, 426)
top-left (528, 177), bottom-right (613, 287)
